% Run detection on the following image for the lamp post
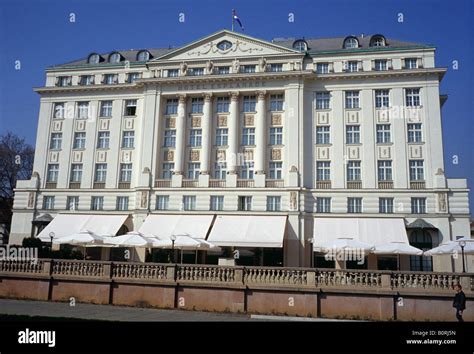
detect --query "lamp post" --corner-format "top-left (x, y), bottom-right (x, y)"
top-left (170, 235), bottom-right (176, 263)
top-left (30, 172), bottom-right (41, 238)
top-left (142, 167), bottom-right (152, 215)
top-left (459, 240), bottom-right (466, 273)
top-left (309, 238), bottom-right (314, 268)
top-left (49, 232), bottom-right (55, 255)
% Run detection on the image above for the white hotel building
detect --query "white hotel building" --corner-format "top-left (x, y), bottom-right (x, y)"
top-left (10, 30), bottom-right (471, 271)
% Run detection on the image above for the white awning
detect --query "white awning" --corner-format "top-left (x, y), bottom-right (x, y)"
top-left (313, 218), bottom-right (408, 251)
top-left (37, 214), bottom-right (128, 242)
top-left (138, 214), bottom-right (214, 240)
top-left (207, 215), bottom-right (287, 248)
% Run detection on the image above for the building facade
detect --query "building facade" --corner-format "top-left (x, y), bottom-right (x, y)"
top-left (10, 30), bottom-right (471, 271)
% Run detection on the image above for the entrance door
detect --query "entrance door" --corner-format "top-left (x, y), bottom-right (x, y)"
top-left (409, 230), bottom-right (433, 271)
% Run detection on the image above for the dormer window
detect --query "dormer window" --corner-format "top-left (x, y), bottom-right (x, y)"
top-left (57, 76), bottom-right (71, 87)
top-left (88, 53), bottom-right (101, 64)
top-left (217, 40), bottom-right (232, 51)
top-left (293, 40), bottom-right (308, 52)
top-left (109, 52), bottom-right (122, 64)
top-left (137, 50), bottom-right (151, 61)
top-left (370, 35), bottom-right (386, 47)
top-left (343, 37), bottom-right (359, 49)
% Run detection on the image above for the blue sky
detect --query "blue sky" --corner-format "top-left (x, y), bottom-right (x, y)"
top-left (0, 0), bottom-right (472, 211)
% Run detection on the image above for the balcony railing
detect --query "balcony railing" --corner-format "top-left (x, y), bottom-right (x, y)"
top-left (118, 182), bottom-right (131, 189)
top-left (378, 181), bottom-right (393, 189)
top-left (182, 180), bottom-right (198, 188)
top-left (68, 182), bottom-right (80, 189)
top-left (154, 179), bottom-right (171, 188)
top-left (237, 179), bottom-right (255, 188)
top-left (315, 181), bottom-right (331, 189)
top-left (346, 181), bottom-right (362, 189)
top-left (209, 179), bottom-right (226, 188)
top-left (93, 182), bottom-right (105, 189)
top-left (410, 181), bottom-right (426, 189)
top-left (265, 179), bottom-right (284, 188)
top-left (45, 182), bottom-right (57, 189)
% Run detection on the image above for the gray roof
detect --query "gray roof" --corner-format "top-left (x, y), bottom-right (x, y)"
top-left (50, 33), bottom-right (431, 69)
top-left (406, 219), bottom-right (437, 229)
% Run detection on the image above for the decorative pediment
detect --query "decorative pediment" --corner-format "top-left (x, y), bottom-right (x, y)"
top-left (152, 30), bottom-right (299, 62)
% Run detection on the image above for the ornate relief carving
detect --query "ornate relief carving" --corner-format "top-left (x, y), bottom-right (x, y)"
top-left (140, 191), bottom-right (148, 209)
top-left (257, 91), bottom-right (266, 101)
top-left (289, 165), bottom-right (298, 172)
top-left (259, 57), bottom-right (267, 72)
top-left (244, 115), bottom-right (254, 126)
top-left (217, 115), bottom-right (227, 127)
top-left (190, 150), bottom-right (200, 161)
top-left (164, 150), bottom-right (174, 161)
top-left (216, 149), bottom-right (226, 162)
top-left (166, 118), bottom-right (176, 128)
top-left (290, 192), bottom-right (297, 211)
top-left (243, 149), bottom-right (254, 161)
top-left (438, 193), bottom-right (447, 212)
top-left (206, 60), bottom-right (214, 75)
top-left (27, 192), bottom-right (34, 208)
top-left (191, 117), bottom-right (201, 127)
top-left (204, 93), bottom-right (212, 102)
top-left (179, 62), bottom-right (188, 76)
top-left (186, 40), bottom-right (265, 57)
top-left (232, 59), bottom-right (240, 73)
top-left (271, 114), bottom-right (282, 126)
top-left (271, 148), bottom-right (282, 160)
top-left (230, 91), bottom-right (239, 101)
top-left (178, 94), bottom-right (186, 104)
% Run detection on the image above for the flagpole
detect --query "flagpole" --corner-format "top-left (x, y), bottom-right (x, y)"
top-left (231, 9), bottom-right (234, 32)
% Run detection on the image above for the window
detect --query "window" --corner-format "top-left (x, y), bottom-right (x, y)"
top-left (122, 131), bottom-right (135, 148)
top-left (343, 37), bottom-right (359, 49)
top-left (136, 50), bottom-right (150, 61)
top-left (409, 160), bottom-right (424, 181)
top-left (43, 196), bottom-right (55, 210)
top-left (242, 128), bottom-right (255, 145)
top-left (217, 66), bottom-right (230, 75)
top-left (94, 163), bottom-right (107, 182)
top-left (214, 162), bottom-right (227, 179)
top-left (375, 89), bottom-right (390, 108)
top-left (379, 198), bottom-right (394, 214)
top-left (53, 103), bottom-right (65, 118)
top-left (210, 196), bottom-right (224, 211)
top-left (124, 100), bottom-right (137, 116)
top-left (162, 163), bottom-right (174, 179)
top-left (191, 97), bottom-right (204, 114)
top-left (187, 163), bottom-right (200, 179)
top-left (378, 160), bottom-right (393, 181)
top-left (315, 92), bottom-right (330, 110)
top-left (217, 40), bottom-right (232, 50)
top-left (407, 123), bottom-right (422, 143)
top-left (410, 230), bottom-right (433, 271)
top-left (188, 68), bottom-right (204, 76)
top-left (269, 162), bottom-right (283, 179)
top-left (270, 127), bottom-right (283, 145)
top-left (267, 196), bottom-right (281, 211)
top-left (240, 162), bottom-right (254, 179)
top-left (316, 126), bottom-right (330, 144)
top-left (269, 63), bottom-right (283, 72)
top-left (168, 69), bottom-right (179, 77)
top-left (103, 73), bottom-right (118, 85)
top-left (316, 63), bottom-right (329, 74)
top-left (77, 102), bottom-right (90, 119)
top-left (293, 40), bottom-right (307, 52)
top-left (67, 196), bottom-right (79, 211)
top-left (406, 88), bottom-right (421, 107)
top-left (116, 197), bottom-right (129, 211)
top-left (109, 52), bottom-right (121, 63)
top-left (243, 95), bottom-right (256, 112)
top-left (238, 196), bottom-right (252, 211)
top-left (411, 198), bottom-right (426, 214)
top-left (79, 75), bottom-right (94, 85)
top-left (57, 76), bottom-right (71, 87)
top-left (405, 58), bottom-right (418, 69)
top-left (316, 197), bottom-right (331, 213)
top-left (97, 132), bottom-right (110, 149)
top-left (348, 197), bottom-right (362, 213)
top-left (316, 161), bottom-right (331, 181)
top-left (156, 195), bottom-right (169, 210)
top-left (70, 164), bottom-right (83, 182)
top-left (370, 35), bottom-right (386, 47)
top-left (347, 61), bottom-right (358, 72)
top-left (189, 129), bottom-right (202, 147)
top-left (374, 59), bottom-right (387, 71)
top-left (100, 101), bottom-right (113, 117)
top-left (345, 91), bottom-right (360, 108)
top-left (241, 65), bottom-right (256, 73)
top-left (183, 196), bottom-right (196, 211)
top-left (91, 196), bottom-right (104, 211)
top-left (50, 133), bottom-right (62, 150)
top-left (164, 130), bottom-right (176, 147)
top-left (88, 53), bottom-right (100, 64)
top-left (120, 163), bottom-right (132, 182)
top-left (215, 128), bottom-right (228, 146)
top-left (216, 97), bottom-right (229, 113)
top-left (376, 124), bottom-right (391, 143)
top-left (270, 94), bottom-right (284, 111)
top-left (347, 161), bottom-right (361, 181)
top-left (46, 164), bottom-right (59, 182)
top-left (127, 72), bottom-right (141, 83)
top-left (346, 125), bottom-right (360, 144)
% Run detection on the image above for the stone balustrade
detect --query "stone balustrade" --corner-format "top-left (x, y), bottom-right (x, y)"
top-left (245, 267), bottom-right (308, 286)
top-left (315, 269), bottom-right (383, 288)
top-left (177, 265), bottom-right (237, 283)
top-left (112, 262), bottom-right (167, 280)
top-left (51, 259), bottom-right (105, 278)
top-left (0, 259), bottom-right (44, 274)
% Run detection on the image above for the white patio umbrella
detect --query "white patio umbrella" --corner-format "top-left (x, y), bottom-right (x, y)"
top-left (316, 238), bottom-right (375, 252)
top-left (372, 242), bottom-right (423, 270)
top-left (424, 240), bottom-right (474, 256)
top-left (103, 232), bottom-right (154, 248)
top-left (53, 230), bottom-right (105, 259)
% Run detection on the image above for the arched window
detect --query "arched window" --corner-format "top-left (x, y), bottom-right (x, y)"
top-left (370, 35), bottom-right (386, 47)
top-left (217, 40), bottom-right (232, 51)
top-left (88, 53), bottom-right (101, 64)
top-left (343, 36), bottom-right (359, 49)
top-left (409, 229), bottom-right (433, 271)
top-left (293, 40), bottom-right (308, 52)
top-left (137, 50), bottom-right (150, 61)
top-left (109, 52), bottom-right (122, 64)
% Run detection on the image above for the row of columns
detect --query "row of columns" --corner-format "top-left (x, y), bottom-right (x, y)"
top-left (172, 91), bottom-right (267, 177)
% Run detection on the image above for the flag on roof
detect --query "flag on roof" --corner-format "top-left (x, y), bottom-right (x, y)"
top-left (232, 9), bottom-right (244, 31)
